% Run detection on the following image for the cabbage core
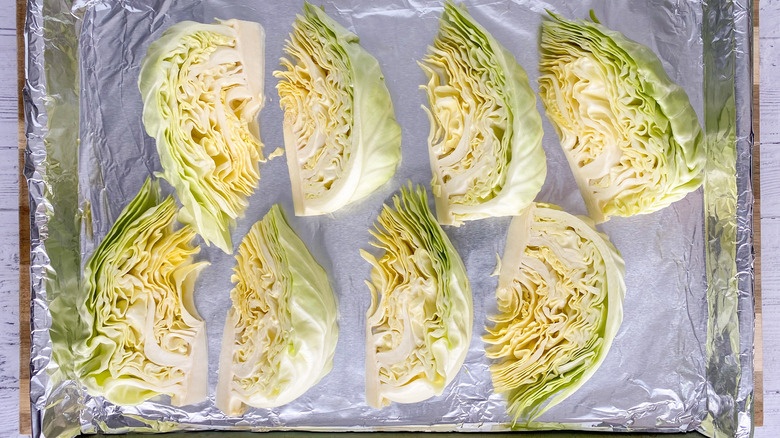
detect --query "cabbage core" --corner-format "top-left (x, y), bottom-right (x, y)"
top-left (538, 13), bottom-right (704, 222)
top-left (77, 178), bottom-right (208, 406)
top-left (217, 205), bottom-right (339, 415)
top-left (421, 2), bottom-right (545, 226)
top-left (139, 19), bottom-right (266, 252)
top-left (275, 3), bottom-right (402, 216)
top-left (363, 185), bottom-right (472, 407)
top-left (484, 203), bottom-right (625, 422)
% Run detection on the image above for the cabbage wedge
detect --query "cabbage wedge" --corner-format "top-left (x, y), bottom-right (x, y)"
top-left (484, 203), bottom-right (625, 422)
top-left (362, 184), bottom-right (472, 407)
top-left (420, 1), bottom-right (546, 226)
top-left (275, 3), bottom-right (402, 216)
top-left (217, 205), bottom-right (339, 415)
top-left (76, 178), bottom-right (208, 406)
top-left (538, 13), bottom-right (704, 223)
top-left (139, 19), bottom-right (266, 253)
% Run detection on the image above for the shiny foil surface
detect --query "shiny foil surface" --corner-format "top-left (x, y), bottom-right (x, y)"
top-left (23, 0), bottom-right (754, 436)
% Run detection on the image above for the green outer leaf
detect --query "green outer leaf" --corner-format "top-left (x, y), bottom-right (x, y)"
top-left (363, 184), bottom-right (472, 407)
top-left (76, 178), bottom-right (209, 406)
top-left (539, 13), bottom-right (704, 222)
top-left (275, 3), bottom-right (402, 216)
top-left (217, 204), bottom-right (339, 415)
top-left (421, 1), bottom-right (546, 226)
top-left (484, 203), bottom-right (625, 423)
top-left (139, 19), bottom-right (266, 252)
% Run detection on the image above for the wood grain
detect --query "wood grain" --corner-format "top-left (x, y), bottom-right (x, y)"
top-left (753, 0), bottom-right (763, 427)
top-left (756, 1), bottom-right (780, 437)
top-left (0, 0), bottom-right (20, 434)
top-left (756, 219), bottom-right (780, 437)
top-left (17, 0), bottom-right (30, 432)
top-left (17, 0), bottom-right (30, 433)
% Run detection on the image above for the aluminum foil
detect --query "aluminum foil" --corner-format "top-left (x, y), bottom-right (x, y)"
top-left (22, 0), bottom-right (754, 436)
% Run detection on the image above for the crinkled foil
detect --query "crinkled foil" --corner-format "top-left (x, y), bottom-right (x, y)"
top-left (22, 0), bottom-right (754, 436)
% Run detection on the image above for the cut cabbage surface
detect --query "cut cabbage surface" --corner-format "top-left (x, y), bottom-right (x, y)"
top-left (275, 3), bottom-right (402, 216)
top-left (362, 184), bottom-right (472, 407)
top-left (217, 204), bottom-right (339, 415)
top-left (421, 1), bottom-right (546, 226)
top-left (484, 202), bottom-right (625, 422)
top-left (76, 178), bottom-right (208, 406)
top-left (139, 19), bottom-right (266, 252)
top-left (539, 13), bottom-right (704, 223)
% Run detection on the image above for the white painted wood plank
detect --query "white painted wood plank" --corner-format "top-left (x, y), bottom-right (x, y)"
top-left (0, 21), bottom-right (16, 126)
top-left (760, 36), bottom-right (780, 146)
top-left (759, 218), bottom-right (780, 395)
top-left (760, 0), bottom-right (780, 38)
top-left (760, 145), bottom-right (780, 217)
top-left (0, 6), bottom-right (13, 29)
top-left (0, 208), bottom-right (20, 436)
top-left (757, 1), bottom-right (780, 436)
top-left (755, 393), bottom-right (780, 438)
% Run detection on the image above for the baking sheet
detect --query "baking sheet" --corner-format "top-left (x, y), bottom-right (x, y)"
top-left (23, 0), bottom-right (754, 436)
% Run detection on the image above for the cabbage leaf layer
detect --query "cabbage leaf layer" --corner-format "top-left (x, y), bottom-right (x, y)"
top-left (76, 178), bottom-right (209, 406)
top-left (484, 203), bottom-right (625, 422)
top-left (421, 1), bottom-right (546, 226)
top-left (538, 13), bottom-right (704, 223)
top-left (275, 3), bottom-right (402, 216)
top-left (217, 204), bottom-right (339, 415)
top-left (139, 19), bottom-right (266, 252)
top-left (362, 184), bottom-right (472, 407)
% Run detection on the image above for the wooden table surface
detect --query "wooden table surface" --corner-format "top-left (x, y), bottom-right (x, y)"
top-left (1, 0), bottom-right (774, 436)
top-left (0, 0), bottom-right (21, 435)
top-left (755, 1), bottom-right (779, 435)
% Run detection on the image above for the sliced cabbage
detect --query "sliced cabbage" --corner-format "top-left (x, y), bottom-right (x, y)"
top-left (484, 203), bottom-right (625, 422)
top-left (217, 204), bottom-right (339, 415)
top-left (139, 19), bottom-right (266, 252)
top-left (362, 184), bottom-right (472, 407)
top-left (274, 3), bottom-right (402, 216)
top-left (76, 178), bottom-right (208, 406)
top-left (420, 1), bottom-right (546, 226)
top-left (538, 13), bottom-right (704, 223)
